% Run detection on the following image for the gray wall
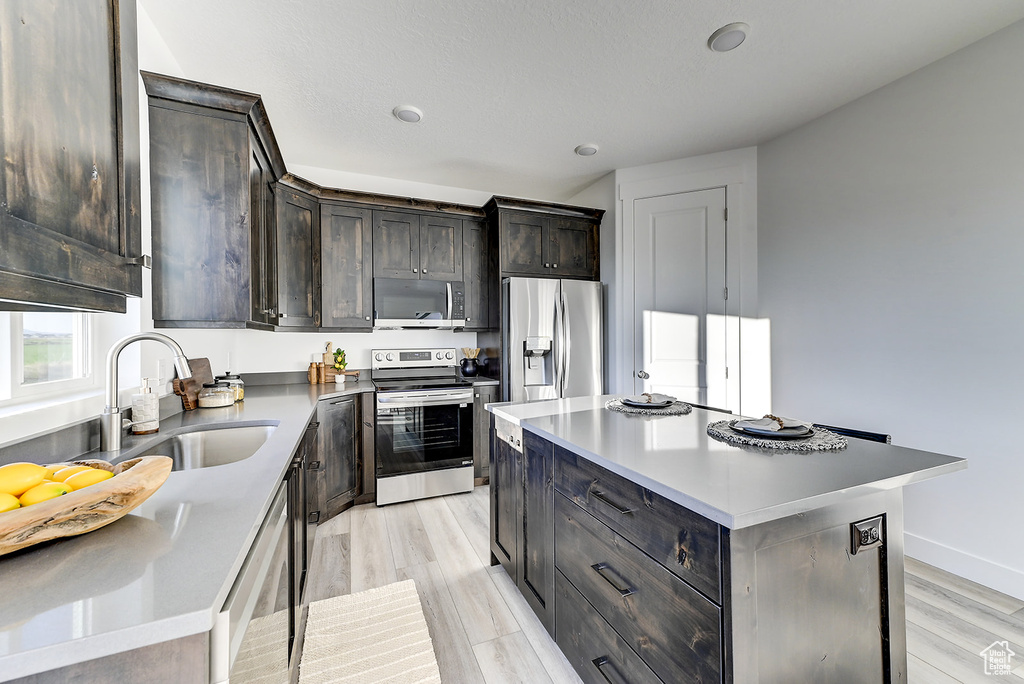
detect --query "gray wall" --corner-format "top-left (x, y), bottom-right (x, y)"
top-left (758, 20), bottom-right (1024, 597)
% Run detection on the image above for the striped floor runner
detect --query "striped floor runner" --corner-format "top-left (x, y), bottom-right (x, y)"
top-left (299, 579), bottom-right (442, 684)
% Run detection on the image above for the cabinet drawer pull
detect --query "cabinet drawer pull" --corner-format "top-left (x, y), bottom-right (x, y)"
top-left (591, 489), bottom-right (633, 515)
top-left (592, 656), bottom-right (627, 684)
top-left (591, 562), bottom-right (636, 597)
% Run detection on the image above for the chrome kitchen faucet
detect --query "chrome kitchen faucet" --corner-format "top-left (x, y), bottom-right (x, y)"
top-left (101, 333), bottom-right (192, 452)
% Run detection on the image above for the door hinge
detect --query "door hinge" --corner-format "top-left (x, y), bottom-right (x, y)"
top-left (725, 367), bottom-right (729, 379)
top-left (724, 207), bottom-right (728, 222)
top-left (723, 287), bottom-right (729, 300)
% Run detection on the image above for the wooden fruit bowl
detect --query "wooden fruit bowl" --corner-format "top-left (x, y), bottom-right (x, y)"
top-left (0, 456), bottom-right (173, 557)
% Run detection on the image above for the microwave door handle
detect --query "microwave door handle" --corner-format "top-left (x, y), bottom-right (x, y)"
top-left (446, 282), bottom-right (453, 320)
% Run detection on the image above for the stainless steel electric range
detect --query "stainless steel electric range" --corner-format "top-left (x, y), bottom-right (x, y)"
top-left (372, 348), bottom-right (475, 506)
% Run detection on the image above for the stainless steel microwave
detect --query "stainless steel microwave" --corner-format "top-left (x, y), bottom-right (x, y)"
top-left (373, 278), bottom-right (466, 329)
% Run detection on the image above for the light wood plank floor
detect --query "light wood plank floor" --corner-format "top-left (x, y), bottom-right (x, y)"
top-left (307, 487), bottom-right (1024, 683)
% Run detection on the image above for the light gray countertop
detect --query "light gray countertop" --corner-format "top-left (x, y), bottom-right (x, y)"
top-left (490, 395), bottom-right (967, 530)
top-left (0, 380), bottom-right (374, 681)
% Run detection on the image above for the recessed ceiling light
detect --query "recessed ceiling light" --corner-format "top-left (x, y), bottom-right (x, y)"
top-left (708, 22), bottom-right (749, 52)
top-left (393, 105), bottom-right (423, 123)
top-left (574, 144), bottom-right (599, 157)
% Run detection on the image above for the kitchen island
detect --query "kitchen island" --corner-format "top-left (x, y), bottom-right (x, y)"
top-left (488, 396), bottom-right (967, 683)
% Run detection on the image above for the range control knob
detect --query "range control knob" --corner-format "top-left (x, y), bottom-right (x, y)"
top-left (374, 353), bottom-right (383, 362)
top-left (386, 353), bottom-right (395, 362)
top-left (436, 351), bottom-right (444, 360)
top-left (445, 351), bottom-right (455, 360)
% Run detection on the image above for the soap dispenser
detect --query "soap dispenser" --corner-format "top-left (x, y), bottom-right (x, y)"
top-left (132, 378), bottom-right (160, 435)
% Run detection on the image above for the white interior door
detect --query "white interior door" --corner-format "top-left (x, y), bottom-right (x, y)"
top-left (633, 188), bottom-right (727, 406)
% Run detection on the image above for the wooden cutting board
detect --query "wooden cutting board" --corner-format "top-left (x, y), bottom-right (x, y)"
top-left (172, 358), bottom-right (213, 410)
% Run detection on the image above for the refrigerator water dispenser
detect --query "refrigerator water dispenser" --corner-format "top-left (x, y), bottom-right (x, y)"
top-left (523, 336), bottom-right (553, 386)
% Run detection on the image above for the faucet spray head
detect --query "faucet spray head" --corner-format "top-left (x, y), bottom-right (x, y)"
top-left (173, 355), bottom-right (193, 380)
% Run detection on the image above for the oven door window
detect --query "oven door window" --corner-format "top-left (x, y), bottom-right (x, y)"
top-left (376, 401), bottom-right (472, 476)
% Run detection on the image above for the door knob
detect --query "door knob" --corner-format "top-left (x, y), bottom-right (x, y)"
top-left (637, 370), bottom-right (650, 379)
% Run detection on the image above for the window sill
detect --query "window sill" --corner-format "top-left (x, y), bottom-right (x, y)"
top-left (0, 389), bottom-right (106, 449)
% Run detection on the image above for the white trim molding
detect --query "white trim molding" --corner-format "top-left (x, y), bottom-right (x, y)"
top-left (613, 147), bottom-right (760, 413)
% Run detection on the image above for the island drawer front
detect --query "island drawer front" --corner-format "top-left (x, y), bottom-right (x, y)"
top-left (554, 449), bottom-right (722, 603)
top-left (555, 570), bottom-right (663, 684)
top-left (555, 493), bottom-right (722, 684)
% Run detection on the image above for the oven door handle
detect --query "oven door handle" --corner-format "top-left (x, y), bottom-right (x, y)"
top-left (377, 391), bottom-right (475, 409)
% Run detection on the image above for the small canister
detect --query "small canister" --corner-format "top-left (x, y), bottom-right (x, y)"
top-left (197, 382), bottom-right (235, 408)
top-left (216, 373), bottom-right (245, 402)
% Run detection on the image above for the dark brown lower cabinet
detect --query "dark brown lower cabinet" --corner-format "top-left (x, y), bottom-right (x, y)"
top-left (489, 418), bottom-right (555, 635)
top-left (318, 395), bottom-right (359, 519)
top-left (490, 415), bottom-right (519, 575)
top-left (555, 494), bottom-right (721, 683)
top-left (555, 572), bottom-right (661, 684)
top-left (473, 384), bottom-right (498, 481)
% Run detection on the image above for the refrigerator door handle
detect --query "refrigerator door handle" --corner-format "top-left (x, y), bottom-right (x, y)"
top-left (554, 288), bottom-right (565, 397)
top-left (560, 289), bottom-right (570, 397)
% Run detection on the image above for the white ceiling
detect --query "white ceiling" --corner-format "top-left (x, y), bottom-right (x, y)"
top-left (140, 0), bottom-right (1024, 202)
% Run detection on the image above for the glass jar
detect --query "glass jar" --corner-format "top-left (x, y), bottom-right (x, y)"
top-left (216, 374), bottom-right (245, 402)
top-left (197, 382), bottom-right (235, 408)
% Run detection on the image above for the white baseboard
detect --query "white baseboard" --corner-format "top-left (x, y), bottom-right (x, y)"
top-left (905, 532), bottom-right (1024, 601)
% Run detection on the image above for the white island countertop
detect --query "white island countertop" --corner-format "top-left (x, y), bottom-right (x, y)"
top-left (490, 396), bottom-right (967, 529)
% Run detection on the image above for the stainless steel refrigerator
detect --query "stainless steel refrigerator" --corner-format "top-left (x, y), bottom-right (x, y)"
top-left (502, 277), bottom-right (603, 402)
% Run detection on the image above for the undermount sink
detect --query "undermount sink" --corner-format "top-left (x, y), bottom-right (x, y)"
top-left (127, 425), bottom-right (277, 471)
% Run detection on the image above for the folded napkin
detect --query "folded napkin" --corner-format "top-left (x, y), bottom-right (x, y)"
top-left (735, 414), bottom-right (812, 432)
top-left (624, 393), bottom-right (675, 404)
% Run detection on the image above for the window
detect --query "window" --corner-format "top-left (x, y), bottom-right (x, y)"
top-left (0, 312), bottom-right (94, 402)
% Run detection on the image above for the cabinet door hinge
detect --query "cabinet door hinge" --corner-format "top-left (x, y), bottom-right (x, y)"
top-left (724, 207), bottom-right (728, 222)
top-left (723, 287), bottom-right (729, 300)
top-left (725, 367), bottom-right (729, 379)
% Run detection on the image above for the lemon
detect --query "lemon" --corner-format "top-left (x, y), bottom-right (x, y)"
top-left (18, 481), bottom-right (71, 506)
top-left (44, 463), bottom-right (73, 479)
top-left (0, 492), bottom-right (20, 513)
top-left (52, 465), bottom-right (91, 482)
top-left (64, 468), bottom-right (114, 491)
top-left (0, 462), bottom-right (48, 496)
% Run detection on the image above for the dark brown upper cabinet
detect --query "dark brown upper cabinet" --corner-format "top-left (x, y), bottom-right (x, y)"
top-left (249, 134), bottom-right (278, 328)
top-left (373, 211), bottom-right (463, 281)
top-left (486, 197), bottom-right (603, 281)
top-left (143, 72), bottom-right (285, 328)
top-left (320, 202), bottom-right (373, 331)
top-left (462, 218), bottom-right (497, 331)
top-left (0, 0), bottom-right (142, 313)
top-left (274, 182), bottom-right (320, 328)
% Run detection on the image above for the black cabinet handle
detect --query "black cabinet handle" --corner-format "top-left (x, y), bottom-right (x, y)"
top-left (592, 656), bottom-right (627, 684)
top-left (308, 460), bottom-right (321, 470)
top-left (308, 511), bottom-right (320, 524)
top-left (591, 489), bottom-right (633, 515)
top-left (591, 563), bottom-right (636, 597)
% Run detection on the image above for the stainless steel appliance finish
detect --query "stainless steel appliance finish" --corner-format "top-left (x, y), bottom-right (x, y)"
top-left (101, 332), bottom-right (192, 451)
top-left (211, 484), bottom-right (290, 683)
top-left (373, 348), bottom-right (475, 506)
top-left (503, 277), bottom-right (603, 403)
top-left (373, 277), bottom-right (465, 329)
